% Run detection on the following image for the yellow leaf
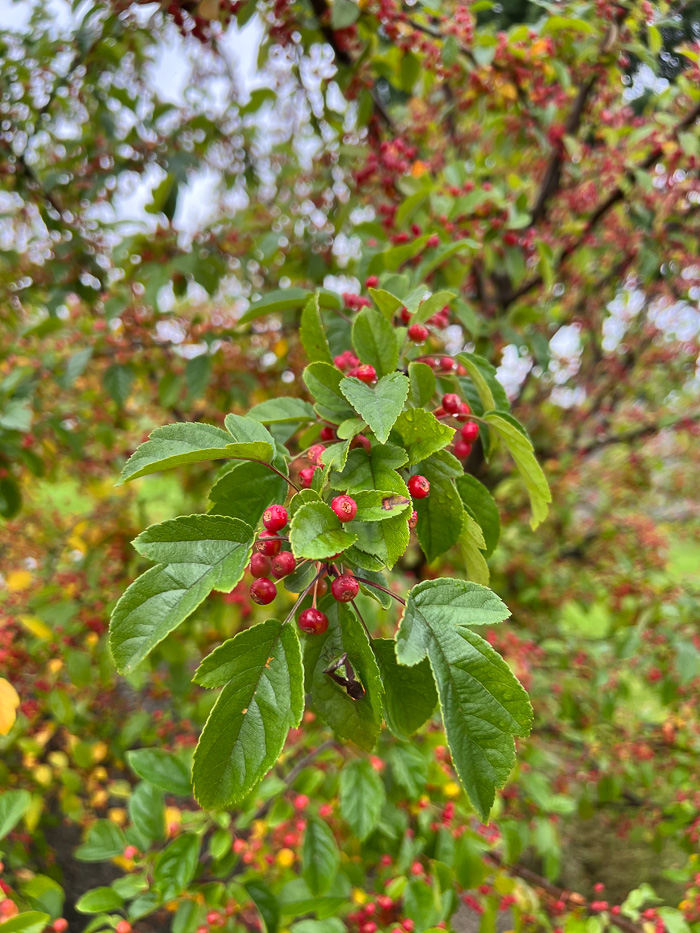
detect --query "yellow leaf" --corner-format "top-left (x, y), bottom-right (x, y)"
top-left (5, 569), bottom-right (32, 592)
top-left (18, 615), bottom-right (52, 639)
top-left (0, 678), bottom-right (20, 735)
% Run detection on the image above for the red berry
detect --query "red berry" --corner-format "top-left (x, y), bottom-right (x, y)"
top-left (250, 578), bottom-right (277, 605)
top-left (263, 504), bottom-right (288, 532)
top-left (334, 351), bottom-right (359, 372)
top-left (53, 921), bottom-right (68, 933)
top-left (402, 920), bottom-right (415, 932)
top-left (207, 913), bottom-right (221, 926)
top-left (308, 444), bottom-right (325, 465)
top-left (298, 608), bottom-right (329, 634)
top-left (257, 531), bottom-right (282, 556)
top-left (365, 275), bottom-right (379, 288)
top-left (454, 440), bottom-right (472, 459)
top-left (271, 551), bottom-right (296, 579)
top-left (460, 421), bottom-right (479, 443)
top-left (351, 434), bottom-right (371, 451)
top-left (442, 393), bottom-right (461, 414)
top-left (331, 574), bottom-right (359, 602)
top-left (314, 576), bottom-right (328, 597)
top-left (331, 495), bottom-right (357, 522)
top-left (250, 553), bottom-right (272, 578)
top-left (408, 323), bottom-right (429, 344)
top-left (320, 425), bottom-right (336, 441)
top-left (354, 364), bottom-right (377, 384)
top-left (440, 357), bottom-right (455, 371)
top-left (116, 923), bottom-right (131, 933)
top-left (408, 475), bottom-right (430, 499)
top-left (123, 845), bottom-right (138, 859)
top-left (299, 467), bottom-right (317, 488)
top-left (456, 401), bottom-right (472, 422)
top-left (408, 510), bottom-right (418, 529)
top-left (400, 306), bottom-right (412, 324)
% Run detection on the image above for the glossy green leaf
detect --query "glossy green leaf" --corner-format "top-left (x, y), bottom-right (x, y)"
top-left (351, 513), bottom-right (410, 570)
top-left (396, 579), bottom-right (531, 820)
top-left (127, 748), bottom-right (193, 796)
top-left (373, 638), bottom-right (437, 739)
top-left (75, 888), bottom-right (124, 914)
top-left (209, 460), bottom-right (288, 529)
top-left (413, 450), bottom-right (464, 562)
top-left (304, 600), bottom-right (383, 751)
top-left (303, 362), bottom-right (356, 424)
top-left (192, 620), bottom-right (304, 808)
top-left (331, 444), bottom-right (408, 496)
top-left (351, 307), bottom-right (399, 377)
top-left (119, 422), bottom-right (272, 483)
top-left (457, 512), bottom-right (490, 585)
top-left (0, 913), bottom-right (50, 933)
top-left (248, 398), bottom-right (317, 424)
top-left (289, 501), bottom-right (357, 560)
top-left (110, 515), bottom-right (254, 673)
top-left (393, 409), bottom-right (455, 465)
top-left (340, 372), bottom-right (410, 444)
top-left (302, 816), bottom-right (340, 896)
top-left (455, 474), bottom-right (500, 558)
top-left (245, 880), bottom-right (280, 933)
top-left (408, 362), bottom-right (436, 408)
top-left (483, 412), bottom-right (551, 529)
top-left (300, 293), bottom-right (333, 364)
top-left (75, 820), bottom-right (126, 861)
top-left (153, 833), bottom-right (200, 894)
top-left (339, 758), bottom-right (386, 840)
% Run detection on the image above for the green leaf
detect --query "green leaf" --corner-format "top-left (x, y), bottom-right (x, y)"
top-left (103, 363), bottom-right (135, 407)
top-left (408, 362), bottom-right (436, 408)
top-left (119, 422), bottom-right (272, 484)
top-left (0, 476), bottom-right (22, 519)
top-left (483, 413), bottom-right (551, 529)
top-left (289, 502), bottom-right (357, 561)
top-left (245, 880), bottom-right (279, 933)
top-left (455, 475), bottom-right (500, 558)
top-left (224, 412), bottom-right (277, 448)
top-left (153, 833), bottom-right (200, 895)
top-left (248, 398), bottom-right (317, 424)
top-left (352, 513), bottom-right (410, 570)
top-left (339, 758), bottom-right (386, 840)
top-left (75, 888), bottom-right (124, 914)
top-left (127, 748), bottom-right (192, 796)
top-left (110, 515), bottom-right (254, 673)
top-left (238, 288), bottom-right (310, 324)
top-left (192, 620), bottom-right (304, 808)
top-left (351, 308), bottom-right (399, 377)
top-left (410, 290), bottom-right (456, 327)
top-left (320, 439), bottom-right (351, 472)
top-left (209, 460), bottom-right (288, 528)
top-left (456, 353), bottom-right (510, 413)
top-left (0, 399), bottom-right (32, 433)
top-left (340, 372), bottom-right (409, 444)
top-left (396, 579), bottom-right (531, 820)
top-left (300, 293), bottom-right (333, 364)
top-left (128, 781), bottom-right (166, 847)
top-left (185, 355), bottom-right (211, 403)
top-left (0, 913), bottom-right (50, 933)
top-left (0, 790), bottom-right (31, 840)
top-left (302, 817), bottom-right (340, 896)
top-left (330, 0), bottom-right (359, 28)
top-left (75, 820), bottom-right (126, 861)
top-left (369, 288), bottom-right (403, 320)
top-left (19, 875), bottom-right (64, 920)
top-left (373, 638), bottom-right (437, 739)
top-left (331, 444), bottom-right (408, 495)
top-left (388, 744), bottom-right (429, 799)
top-left (413, 239), bottom-right (479, 281)
top-left (303, 362), bottom-right (356, 424)
top-left (304, 600), bottom-right (383, 751)
top-left (457, 512), bottom-right (490, 585)
top-left (393, 409), bottom-right (454, 465)
top-left (413, 450), bottom-right (464, 562)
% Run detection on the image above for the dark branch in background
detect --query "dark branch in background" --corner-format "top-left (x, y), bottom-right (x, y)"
top-left (530, 15), bottom-right (622, 224)
top-left (506, 97), bottom-right (700, 307)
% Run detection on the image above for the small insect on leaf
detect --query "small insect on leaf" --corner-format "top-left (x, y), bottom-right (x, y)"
top-left (381, 495), bottom-right (411, 512)
top-left (324, 652), bottom-right (365, 700)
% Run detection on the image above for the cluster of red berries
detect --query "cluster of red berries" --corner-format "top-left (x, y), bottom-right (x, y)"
top-left (433, 393), bottom-right (480, 460)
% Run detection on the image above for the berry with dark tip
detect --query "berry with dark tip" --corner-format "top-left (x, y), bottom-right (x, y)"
top-left (257, 532), bottom-right (282, 556)
top-left (308, 444), bottom-right (325, 465)
top-left (331, 574), bottom-right (359, 602)
top-left (250, 578), bottom-right (277, 605)
top-left (250, 553), bottom-right (272, 578)
top-left (263, 504), bottom-right (288, 532)
top-left (460, 421), bottom-right (479, 443)
top-left (408, 475), bottom-right (430, 499)
top-left (331, 495), bottom-right (357, 522)
top-left (298, 608), bottom-right (329, 634)
top-left (271, 551), bottom-right (296, 578)
top-left (408, 510), bottom-right (418, 529)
